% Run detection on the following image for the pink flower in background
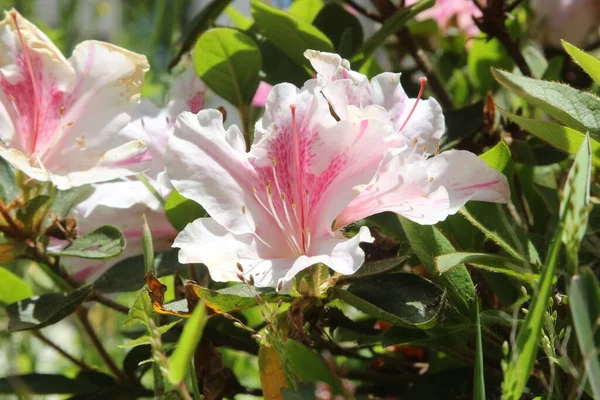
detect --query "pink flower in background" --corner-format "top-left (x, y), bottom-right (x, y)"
top-left (166, 50), bottom-right (509, 292)
top-left (67, 65), bottom-right (206, 282)
top-left (0, 10), bottom-right (151, 189)
top-left (251, 81), bottom-right (273, 107)
top-left (407, 0), bottom-right (482, 37)
top-left (532, 0), bottom-right (600, 47)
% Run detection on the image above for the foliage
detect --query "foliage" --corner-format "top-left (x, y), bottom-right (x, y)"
top-left (1, 1), bottom-right (600, 400)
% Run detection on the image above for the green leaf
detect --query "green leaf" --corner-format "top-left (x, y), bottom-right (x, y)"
top-left (188, 283), bottom-right (290, 313)
top-left (51, 185), bottom-right (93, 219)
top-left (468, 37), bottom-right (513, 95)
top-left (399, 217), bottom-right (476, 317)
top-left (567, 268), bottom-right (600, 399)
top-left (0, 157), bottom-right (17, 202)
top-left (251, 0), bottom-right (333, 67)
top-left (256, 37), bottom-right (312, 87)
top-left (194, 27), bottom-right (262, 107)
top-left (168, 303), bottom-right (207, 384)
top-left (288, 0), bottom-right (323, 23)
top-left (351, 0), bottom-right (434, 69)
top-left (0, 267), bottom-right (33, 306)
top-left (435, 252), bottom-right (538, 282)
top-left (502, 134), bottom-right (591, 399)
top-left (333, 273), bottom-right (446, 329)
top-left (480, 140), bottom-right (513, 177)
top-left (48, 226), bottom-right (125, 259)
top-left (493, 69), bottom-right (600, 138)
top-left (285, 340), bottom-right (343, 393)
top-left (93, 250), bottom-right (184, 294)
top-left (165, 189), bottom-right (205, 232)
top-left (474, 301), bottom-right (485, 400)
top-left (169, 0), bottom-right (232, 69)
top-left (523, 43), bottom-right (547, 79)
top-left (337, 256), bottom-right (407, 283)
top-left (313, 3), bottom-right (363, 58)
top-left (0, 374), bottom-right (103, 395)
top-left (5, 285), bottom-right (92, 332)
top-left (224, 5), bottom-right (253, 30)
top-left (124, 290), bottom-right (153, 328)
top-left (16, 195), bottom-right (51, 231)
top-left (499, 108), bottom-right (600, 165)
top-left (440, 101), bottom-right (484, 149)
top-left (561, 133), bottom-right (592, 271)
top-left (120, 319), bottom-right (181, 348)
top-left (562, 40), bottom-right (600, 85)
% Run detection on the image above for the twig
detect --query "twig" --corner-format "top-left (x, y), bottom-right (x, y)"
top-left (472, 0), bottom-right (532, 77)
top-left (32, 331), bottom-right (91, 371)
top-left (344, 0), bottom-right (383, 23)
top-left (76, 307), bottom-right (130, 384)
top-left (370, 0), bottom-right (455, 110)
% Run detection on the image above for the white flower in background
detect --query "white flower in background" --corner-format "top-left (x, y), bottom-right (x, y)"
top-left (0, 9), bottom-right (151, 189)
top-left (532, 0), bottom-right (600, 47)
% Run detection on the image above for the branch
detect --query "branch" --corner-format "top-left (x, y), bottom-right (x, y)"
top-left (344, 0), bottom-right (383, 23)
top-left (76, 307), bottom-right (130, 384)
top-left (32, 331), bottom-right (91, 371)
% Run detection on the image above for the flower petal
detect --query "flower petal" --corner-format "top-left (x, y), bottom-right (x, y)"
top-left (166, 110), bottom-right (265, 236)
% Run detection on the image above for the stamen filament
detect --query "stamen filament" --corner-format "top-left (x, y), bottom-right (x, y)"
top-left (398, 77), bottom-right (427, 133)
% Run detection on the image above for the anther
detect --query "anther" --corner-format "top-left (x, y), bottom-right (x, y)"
top-left (59, 106), bottom-right (64, 116)
top-left (413, 137), bottom-right (418, 147)
top-left (277, 281), bottom-right (283, 292)
top-left (8, 95), bottom-right (14, 101)
top-left (281, 193), bottom-right (286, 201)
top-left (429, 177), bottom-right (434, 182)
top-left (399, 77), bottom-right (428, 133)
top-left (422, 145), bottom-right (427, 153)
top-left (272, 158), bottom-right (277, 167)
top-left (434, 147), bottom-right (439, 156)
top-left (242, 205), bottom-right (246, 214)
top-left (266, 181), bottom-right (273, 196)
top-left (252, 186), bottom-right (257, 194)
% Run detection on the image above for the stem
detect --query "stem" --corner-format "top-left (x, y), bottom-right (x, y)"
top-left (344, 0), bottom-right (383, 22)
top-left (32, 331), bottom-right (91, 371)
top-left (137, 174), bottom-right (166, 207)
top-left (189, 360), bottom-right (201, 400)
top-left (494, 29), bottom-right (532, 77)
top-left (76, 307), bottom-right (130, 384)
top-left (0, 200), bottom-right (23, 236)
top-left (238, 104), bottom-right (252, 151)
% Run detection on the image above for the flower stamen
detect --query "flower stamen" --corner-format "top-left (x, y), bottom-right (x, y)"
top-left (398, 77), bottom-right (427, 133)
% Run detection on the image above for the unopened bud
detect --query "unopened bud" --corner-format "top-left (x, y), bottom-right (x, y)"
top-left (248, 274), bottom-right (255, 286)
top-left (237, 263), bottom-right (244, 273)
top-left (236, 272), bottom-right (246, 282)
top-left (502, 341), bottom-right (509, 356)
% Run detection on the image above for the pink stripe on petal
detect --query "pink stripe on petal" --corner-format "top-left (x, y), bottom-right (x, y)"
top-left (453, 179), bottom-right (502, 192)
top-left (112, 150), bottom-right (152, 167)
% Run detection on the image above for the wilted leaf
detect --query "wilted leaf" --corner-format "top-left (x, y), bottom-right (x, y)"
top-left (259, 342), bottom-right (288, 400)
top-left (5, 285), bottom-right (92, 332)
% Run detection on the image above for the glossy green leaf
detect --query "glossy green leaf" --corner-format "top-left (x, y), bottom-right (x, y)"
top-left (500, 109), bottom-right (600, 165)
top-left (5, 285), bottom-right (92, 332)
top-left (334, 273), bottom-right (446, 329)
top-left (0, 267), bottom-right (33, 306)
top-left (224, 5), bottom-right (253, 30)
top-left (285, 340), bottom-right (343, 393)
top-left (480, 140), bottom-right (513, 176)
top-left (567, 268), bottom-right (600, 399)
top-left (399, 217), bottom-right (475, 316)
top-left (194, 27), bottom-right (262, 107)
top-left (351, 0), bottom-right (434, 69)
top-left (168, 303), bottom-right (207, 384)
top-left (169, 0), bottom-right (232, 69)
top-left (251, 0), bottom-right (332, 67)
top-left (124, 290), bottom-right (153, 329)
top-left (48, 226), bottom-right (125, 259)
top-left (494, 69), bottom-right (600, 138)
top-left (188, 283), bottom-right (290, 313)
top-left (256, 37), bottom-right (313, 87)
top-left (93, 250), bottom-right (184, 294)
top-left (562, 40), bottom-right (600, 85)
top-left (165, 189), bottom-right (205, 232)
top-left (468, 37), bottom-right (513, 94)
top-left (288, 0), bottom-right (323, 23)
top-left (313, 3), bottom-right (363, 58)
top-left (435, 252), bottom-right (538, 282)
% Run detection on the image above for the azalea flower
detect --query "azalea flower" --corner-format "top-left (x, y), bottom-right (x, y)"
top-left (406, 0), bottom-right (482, 38)
top-left (67, 65), bottom-right (205, 282)
top-left (0, 10), bottom-right (151, 190)
top-left (532, 0), bottom-right (600, 47)
top-left (166, 51), bottom-right (509, 292)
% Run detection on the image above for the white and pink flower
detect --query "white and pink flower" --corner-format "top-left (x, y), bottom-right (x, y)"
top-left (166, 50), bottom-right (510, 292)
top-left (0, 10), bottom-right (151, 190)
